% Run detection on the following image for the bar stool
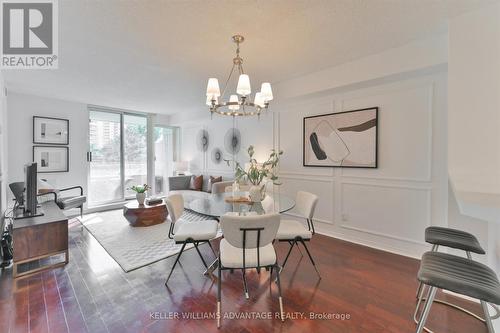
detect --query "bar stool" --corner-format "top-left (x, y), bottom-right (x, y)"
top-left (416, 227), bottom-right (486, 313)
top-left (415, 252), bottom-right (500, 333)
top-left (425, 226), bottom-right (485, 258)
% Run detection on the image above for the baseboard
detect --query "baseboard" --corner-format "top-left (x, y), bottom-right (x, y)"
top-left (282, 212), bottom-right (427, 260)
top-left (314, 225), bottom-right (424, 260)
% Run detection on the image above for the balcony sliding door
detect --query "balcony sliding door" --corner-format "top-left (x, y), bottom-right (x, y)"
top-left (123, 114), bottom-right (148, 198)
top-left (88, 109), bottom-right (148, 206)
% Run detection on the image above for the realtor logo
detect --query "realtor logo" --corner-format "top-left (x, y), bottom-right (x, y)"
top-left (1, 0), bottom-right (58, 69)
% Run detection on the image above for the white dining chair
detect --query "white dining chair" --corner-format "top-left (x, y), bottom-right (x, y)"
top-left (275, 191), bottom-right (321, 277)
top-left (217, 213), bottom-right (284, 327)
top-left (164, 194), bottom-right (218, 285)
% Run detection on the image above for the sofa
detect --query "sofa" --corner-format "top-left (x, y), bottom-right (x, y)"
top-left (167, 175), bottom-right (233, 212)
top-left (167, 175), bottom-right (233, 199)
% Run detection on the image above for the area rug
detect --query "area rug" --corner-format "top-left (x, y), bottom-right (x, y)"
top-left (78, 209), bottom-right (216, 272)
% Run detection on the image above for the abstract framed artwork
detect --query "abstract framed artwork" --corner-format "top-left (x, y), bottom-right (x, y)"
top-left (33, 146), bottom-right (69, 173)
top-left (33, 116), bottom-right (69, 145)
top-left (303, 107), bottom-right (378, 168)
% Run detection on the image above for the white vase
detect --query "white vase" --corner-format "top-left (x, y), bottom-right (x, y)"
top-left (249, 185), bottom-right (263, 202)
top-left (136, 192), bottom-right (146, 205)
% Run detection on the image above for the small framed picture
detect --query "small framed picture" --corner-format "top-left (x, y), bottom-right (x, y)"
top-left (33, 146), bottom-right (69, 173)
top-left (33, 116), bottom-right (69, 145)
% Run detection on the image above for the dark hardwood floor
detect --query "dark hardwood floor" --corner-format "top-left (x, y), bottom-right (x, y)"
top-left (0, 218), bottom-right (488, 333)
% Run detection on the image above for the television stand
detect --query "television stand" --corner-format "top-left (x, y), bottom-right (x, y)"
top-left (12, 201), bottom-right (68, 278)
top-left (13, 205), bottom-right (44, 220)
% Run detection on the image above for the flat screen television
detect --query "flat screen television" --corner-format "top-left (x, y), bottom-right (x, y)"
top-left (24, 162), bottom-right (38, 215)
top-left (10, 162), bottom-right (44, 219)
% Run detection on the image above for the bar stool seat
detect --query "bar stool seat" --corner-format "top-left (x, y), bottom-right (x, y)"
top-left (425, 226), bottom-right (485, 254)
top-left (415, 251), bottom-right (500, 333)
top-left (419, 252), bottom-right (500, 304)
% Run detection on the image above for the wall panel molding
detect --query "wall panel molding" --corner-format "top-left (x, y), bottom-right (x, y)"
top-left (340, 82), bottom-right (434, 182)
top-left (339, 224), bottom-right (428, 246)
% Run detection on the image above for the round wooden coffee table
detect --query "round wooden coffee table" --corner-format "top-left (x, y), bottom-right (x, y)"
top-left (123, 201), bottom-right (168, 227)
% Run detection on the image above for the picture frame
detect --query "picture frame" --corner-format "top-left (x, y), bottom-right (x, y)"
top-left (303, 107), bottom-right (378, 168)
top-left (33, 116), bottom-right (69, 145)
top-left (33, 146), bottom-right (69, 173)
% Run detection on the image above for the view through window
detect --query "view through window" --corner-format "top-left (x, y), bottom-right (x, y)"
top-left (88, 109), bottom-right (148, 205)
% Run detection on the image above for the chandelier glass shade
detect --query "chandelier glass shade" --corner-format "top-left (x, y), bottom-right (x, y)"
top-left (205, 35), bottom-right (273, 117)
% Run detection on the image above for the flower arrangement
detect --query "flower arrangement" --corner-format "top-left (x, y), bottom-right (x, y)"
top-left (228, 145), bottom-right (283, 186)
top-left (128, 184), bottom-right (151, 194)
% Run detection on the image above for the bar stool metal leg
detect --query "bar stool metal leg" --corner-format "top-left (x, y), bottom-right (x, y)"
top-left (416, 245), bottom-right (439, 299)
top-left (416, 287), bottom-right (437, 333)
top-left (414, 284), bottom-right (428, 323)
top-left (481, 301), bottom-right (495, 333)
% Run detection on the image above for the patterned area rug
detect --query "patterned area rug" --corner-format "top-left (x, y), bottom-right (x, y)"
top-left (79, 209), bottom-right (217, 272)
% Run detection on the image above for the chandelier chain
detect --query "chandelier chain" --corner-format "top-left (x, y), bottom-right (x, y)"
top-left (220, 63), bottom-right (236, 100)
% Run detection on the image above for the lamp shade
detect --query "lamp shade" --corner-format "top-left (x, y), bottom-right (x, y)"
top-left (260, 82), bottom-right (273, 101)
top-left (206, 78), bottom-right (221, 97)
top-left (228, 95), bottom-right (240, 110)
top-left (173, 161), bottom-right (188, 171)
top-left (237, 74), bottom-right (251, 96)
top-left (254, 92), bottom-right (265, 108)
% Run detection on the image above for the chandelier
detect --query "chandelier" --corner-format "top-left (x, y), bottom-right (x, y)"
top-left (206, 35), bottom-right (273, 117)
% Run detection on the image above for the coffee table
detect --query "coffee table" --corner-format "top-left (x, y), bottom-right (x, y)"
top-left (123, 201), bottom-right (168, 227)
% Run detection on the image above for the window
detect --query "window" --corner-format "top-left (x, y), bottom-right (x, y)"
top-left (88, 108), bottom-right (148, 206)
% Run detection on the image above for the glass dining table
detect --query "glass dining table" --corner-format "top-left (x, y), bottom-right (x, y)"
top-left (184, 191), bottom-right (296, 218)
top-left (182, 191), bottom-right (296, 275)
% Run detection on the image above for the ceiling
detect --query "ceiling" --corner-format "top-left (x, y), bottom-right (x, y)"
top-left (2, 0), bottom-right (497, 114)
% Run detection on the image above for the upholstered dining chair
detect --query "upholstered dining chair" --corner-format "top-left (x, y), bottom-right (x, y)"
top-left (217, 213), bottom-right (285, 328)
top-left (275, 191), bottom-right (320, 277)
top-left (164, 194), bottom-right (218, 285)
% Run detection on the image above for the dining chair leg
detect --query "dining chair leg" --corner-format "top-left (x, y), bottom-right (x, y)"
top-left (309, 219), bottom-right (316, 234)
top-left (269, 266), bottom-right (274, 289)
top-left (165, 242), bottom-right (187, 285)
top-left (217, 255), bottom-right (222, 328)
top-left (242, 269), bottom-right (249, 299)
top-left (206, 240), bottom-right (217, 257)
top-left (193, 242), bottom-right (208, 268)
top-left (300, 239), bottom-right (321, 278)
top-left (416, 287), bottom-right (437, 333)
top-left (281, 241), bottom-right (296, 272)
top-left (295, 241), bottom-right (303, 256)
top-left (275, 264), bottom-right (285, 322)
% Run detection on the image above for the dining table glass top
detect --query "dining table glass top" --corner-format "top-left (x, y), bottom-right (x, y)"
top-left (184, 191), bottom-right (295, 218)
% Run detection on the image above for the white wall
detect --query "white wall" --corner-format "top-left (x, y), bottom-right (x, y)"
top-left (448, 2), bottom-right (500, 194)
top-left (275, 73), bottom-right (447, 258)
top-left (0, 73), bottom-right (7, 217)
top-left (171, 35), bottom-right (449, 258)
top-left (171, 109), bottom-right (275, 179)
top-left (7, 92), bottom-right (89, 207)
top-left (447, 2), bottom-right (500, 280)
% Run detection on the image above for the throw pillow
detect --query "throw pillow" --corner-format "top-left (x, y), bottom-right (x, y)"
top-left (207, 176), bottom-right (222, 193)
top-left (190, 175), bottom-right (203, 191)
